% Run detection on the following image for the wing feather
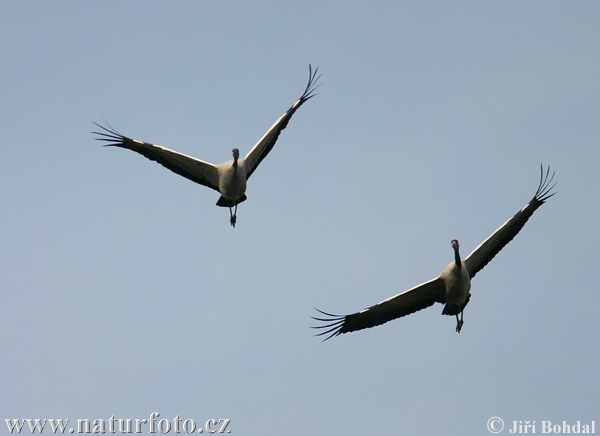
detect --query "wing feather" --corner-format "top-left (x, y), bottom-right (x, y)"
top-left (463, 165), bottom-right (556, 279)
top-left (312, 277), bottom-right (445, 340)
top-left (93, 122), bottom-right (220, 192)
top-left (243, 64), bottom-right (320, 180)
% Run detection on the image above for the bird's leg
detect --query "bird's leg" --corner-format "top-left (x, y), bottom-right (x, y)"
top-left (455, 312), bottom-right (464, 333)
top-left (229, 205), bottom-right (237, 228)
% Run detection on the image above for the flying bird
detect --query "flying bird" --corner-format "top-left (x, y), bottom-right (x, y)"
top-left (93, 65), bottom-right (320, 227)
top-left (313, 166), bottom-right (556, 339)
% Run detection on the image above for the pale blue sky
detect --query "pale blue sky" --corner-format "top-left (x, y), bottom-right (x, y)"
top-left (2, 2), bottom-right (599, 435)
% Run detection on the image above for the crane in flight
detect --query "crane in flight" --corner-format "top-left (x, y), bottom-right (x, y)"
top-left (94, 65), bottom-right (320, 227)
top-left (313, 166), bottom-right (556, 339)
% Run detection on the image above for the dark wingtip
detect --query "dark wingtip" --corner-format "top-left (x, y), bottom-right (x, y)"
top-left (91, 119), bottom-right (121, 135)
top-left (535, 164), bottom-right (558, 203)
top-left (311, 308), bottom-right (345, 341)
top-left (302, 64), bottom-right (322, 101)
top-left (92, 121), bottom-right (126, 147)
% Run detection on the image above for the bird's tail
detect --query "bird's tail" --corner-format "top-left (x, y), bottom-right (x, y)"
top-left (441, 294), bottom-right (471, 315)
top-left (216, 195), bottom-right (247, 207)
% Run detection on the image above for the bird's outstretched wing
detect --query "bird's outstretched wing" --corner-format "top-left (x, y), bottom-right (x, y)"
top-left (243, 64), bottom-right (320, 180)
top-left (463, 165), bottom-right (556, 279)
top-left (312, 277), bottom-right (445, 340)
top-left (93, 122), bottom-right (220, 192)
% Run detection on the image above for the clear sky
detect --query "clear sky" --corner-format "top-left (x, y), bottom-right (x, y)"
top-left (2, 2), bottom-right (599, 435)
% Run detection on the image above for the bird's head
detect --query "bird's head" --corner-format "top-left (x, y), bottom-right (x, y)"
top-left (232, 148), bottom-right (240, 160)
top-left (451, 239), bottom-right (459, 250)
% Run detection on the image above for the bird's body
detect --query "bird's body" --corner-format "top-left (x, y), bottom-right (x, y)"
top-left (440, 256), bottom-right (471, 315)
top-left (213, 148), bottom-right (246, 207)
top-left (217, 160), bottom-right (246, 204)
top-left (94, 65), bottom-right (320, 227)
top-left (313, 166), bottom-right (556, 339)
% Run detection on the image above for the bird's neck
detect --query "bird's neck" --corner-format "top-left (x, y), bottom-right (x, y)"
top-left (232, 156), bottom-right (238, 169)
top-left (453, 248), bottom-right (462, 268)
